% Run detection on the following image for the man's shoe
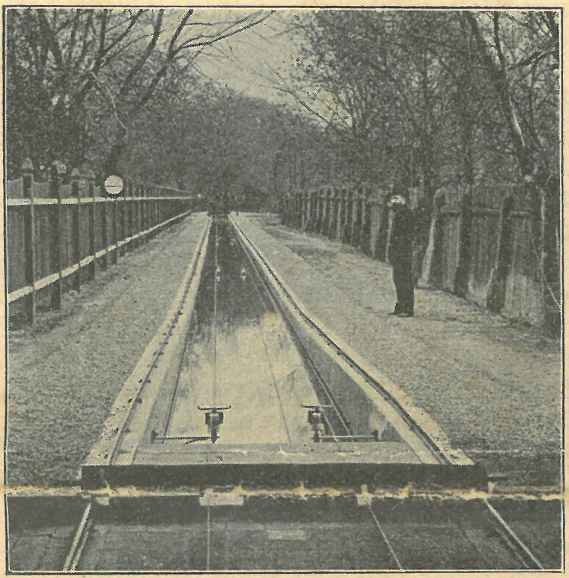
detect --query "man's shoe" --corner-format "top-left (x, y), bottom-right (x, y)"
top-left (396, 311), bottom-right (414, 318)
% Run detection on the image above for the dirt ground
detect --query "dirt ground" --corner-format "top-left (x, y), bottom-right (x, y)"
top-left (7, 213), bottom-right (208, 486)
top-left (237, 214), bottom-right (562, 490)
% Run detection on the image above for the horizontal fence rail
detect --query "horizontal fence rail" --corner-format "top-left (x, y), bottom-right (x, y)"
top-left (7, 159), bottom-right (199, 325)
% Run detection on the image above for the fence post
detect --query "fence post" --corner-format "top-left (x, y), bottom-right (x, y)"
top-left (101, 176), bottom-right (108, 271)
top-left (316, 188), bottom-right (324, 234)
top-left (71, 168), bottom-right (82, 293)
top-left (350, 186), bottom-right (359, 247)
top-left (148, 187), bottom-right (152, 228)
top-left (312, 188), bottom-right (322, 233)
top-left (328, 188), bottom-right (337, 240)
top-left (487, 194), bottom-right (514, 313)
top-left (375, 191), bottom-right (390, 262)
top-left (87, 170), bottom-right (97, 280)
top-left (349, 188), bottom-right (356, 245)
top-left (126, 180), bottom-right (132, 246)
top-left (49, 162), bottom-right (64, 310)
top-left (22, 158), bottom-right (36, 324)
top-left (128, 180), bottom-right (134, 245)
top-left (312, 189), bottom-right (317, 231)
top-left (280, 193), bottom-right (286, 225)
top-left (362, 185), bottom-right (370, 251)
top-left (322, 187), bottom-right (328, 233)
top-left (324, 188), bottom-right (332, 237)
top-left (305, 190), bottom-right (313, 231)
top-left (340, 188), bottom-right (349, 243)
top-left (112, 183), bottom-right (119, 265)
top-left (419, 188), bottom-right (446, 286)
top-left (137, 184), bottom-right (142, 240)
top-left (133, 183), bottom-right (138, 243)
top-left (327, 187), bottom-right (338, 239)
top-left (141, 184), bottom-right (146, 235)
top-left (340, 187), bottom-right (348, 241)
top-left (335, 187), bottom-right (344, 241)
top-left (120, 180), bottom-right (127, 256)
top-left (454, 187), bottom-right (473, 297)
top-left (329, 187), bottom-right (336, 237)
top-left (539, 184), bottom-right (561, 332)
top-left (143, 186), bottom-right (148, 232)
top-left (155, 188), bottom-right (159, 227)
top-left (154, 189), bottom-right (159, 229)
top-left (352, 188), bottom-right (360, 246)
top-left (317, 188), bottom-right (323, 234)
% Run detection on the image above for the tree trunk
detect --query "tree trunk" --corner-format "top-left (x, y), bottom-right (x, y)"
top-left (104, 126), bottom-right (128, 176)
top-left (465, 13), bottom-right (560, 331)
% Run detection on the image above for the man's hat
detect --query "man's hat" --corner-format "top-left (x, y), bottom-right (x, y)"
top-left (388, 194), bottom-right (407, 208)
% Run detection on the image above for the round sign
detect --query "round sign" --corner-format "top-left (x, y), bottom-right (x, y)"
top-left (104, 174), bottom-right (124, 197)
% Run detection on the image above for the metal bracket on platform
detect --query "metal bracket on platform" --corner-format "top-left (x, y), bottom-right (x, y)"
top-left (302, 404), bottom-right (379, 443)
top-left (302, 404), bottom-right (331, 442)
top-left (150, 405), bottom-right (231, 445)
top-left (150, 430), bottom-right (211, 444)
top-left (198, 404), bottom-right (231, 444)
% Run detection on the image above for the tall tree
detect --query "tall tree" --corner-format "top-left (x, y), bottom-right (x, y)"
top-left (6, 7), bottom-right (273, 175)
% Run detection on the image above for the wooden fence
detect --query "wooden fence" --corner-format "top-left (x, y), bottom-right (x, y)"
top-left (282, 182), bottom-right (559, 329)
top-left (7, 159), bottom-right (197, 325)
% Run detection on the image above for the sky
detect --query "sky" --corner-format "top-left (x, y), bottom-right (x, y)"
top-left (185, 9), bottom-right (305, 105)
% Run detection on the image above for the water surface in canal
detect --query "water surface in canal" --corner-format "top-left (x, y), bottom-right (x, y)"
top-left (164, 219), bottom-right (318, 445)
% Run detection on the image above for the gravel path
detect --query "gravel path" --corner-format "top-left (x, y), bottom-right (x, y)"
top-left (237, 214), bottom-right (562, 488)
top-left (7, 213), bottom-right (208, 486)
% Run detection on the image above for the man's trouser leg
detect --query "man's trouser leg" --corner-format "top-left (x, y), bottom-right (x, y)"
top-left (393, 262), bottom-right (414, 314)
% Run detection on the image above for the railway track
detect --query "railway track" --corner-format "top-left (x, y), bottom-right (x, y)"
top-left (9, 214), bottom-right (551, 571)
top-left (55, 493), bottom-right (544, 571)
top-left (8, 490), bottom-right (552, 571)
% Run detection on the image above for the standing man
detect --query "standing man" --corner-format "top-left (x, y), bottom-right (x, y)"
top-left (388, 194), bottom-right (415, 317)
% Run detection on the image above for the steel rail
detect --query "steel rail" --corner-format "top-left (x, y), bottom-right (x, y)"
top-left (206, 505), bottom-right (212, 571)
top-left (160, 225), bottom-right (213, 440)
top-left (233, 225), bottom-right (294, 444)
top-left (212, 220), bottom-right (219, 406)
top-left (105, 218), bottom-right (211, 465)
top-left (234, 220), bottom-right (351, 442)
top-left (161, 320), bottom-right (197, 440)
top-left (483, 498), bottom-right (544, 570)
top-left (247, 246), bottom-right (352, 440)
top-left (367, 504), bottom-right (404, 570)
top-left (231, 216), bottom-right (450, 465)
top-left (62, 502), bottom-right (93, 572)
top-left (429, 496), bottom-right (543, 570)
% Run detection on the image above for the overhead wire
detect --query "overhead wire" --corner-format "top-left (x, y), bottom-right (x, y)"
top-left (212, 219), bottom-right (219, 406)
